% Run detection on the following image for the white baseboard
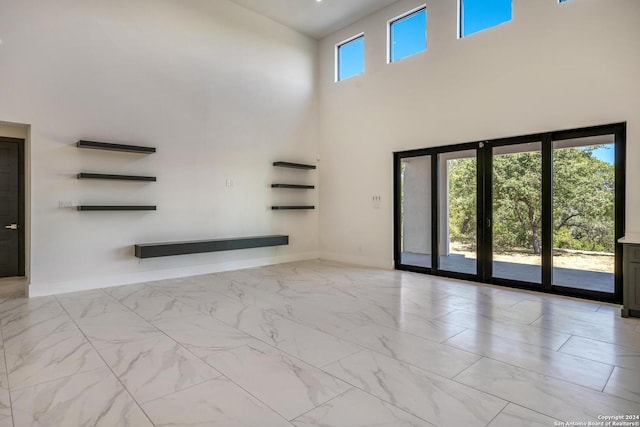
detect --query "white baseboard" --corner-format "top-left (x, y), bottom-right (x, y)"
top-left (29, 252), bottom-right (320, 297)
top-left (319, 251), bottom-right (392, 270)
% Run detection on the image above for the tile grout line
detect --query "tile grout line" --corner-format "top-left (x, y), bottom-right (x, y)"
top-left (317, 355), bottom-right (453, 426)
top-left (439, 326), bottom-right (470, 344)
top-left (115, 268), bottom-right (640, 404)
top-left (96, 285), bottom-right (245, 364)
top-left (149, 286), bottom-right (321, 366)
top-left (490, 400), bottom-right (564, 426)
top-left (55, 295), bottom-right (159, 427)
top-left (148, 281), bottom-right (438, 425)
top-left (601, 365), bottom-right (616, 393)
top-left (431, 310), bottom-right (575, 351)
top-left (287, 386), bottom-right (354, 422)
top-left (137, 376), bottom-right (228, 406)
top-left (179, 372), bottom-right (296, 426)
top-left (451, 342), bottom-right (613, 392)
top-left (163, 278), bottom-right (367, 343)
top-left (0, 297), bottom-right (80, 424)
top-left (330, 329), bottom-right (483, 380)
top-left (450, 355), bottom-right (640, 418)
top-left (449, 357), bottom-right (563, 423)
top-left (0, 321), bottom-right (15, 427)
top-left (61, 290), bottom-right (239, 408)
top-left (118, 284), bottom-right (345, 424)
top-left (361, 312), bottom-right (470, 345)
top-left (151, 284), bottom-right (371, 373)
top-left (8, 262), bottom-right (637, 425)
top-left (319, 348), bottom-right (368, 371)
top-left (3, 366), bottom-right (108, 394)
top-left (527, 318), bottom-right (640, 351)
top-left (442, 328), bottom-right (619, 387)
top-left (554, 334), bottom-right (573, 353)
top-left (528, 313), bottom-right (544, 326)
top-left (558, 333), bottom-right (640, 354)
top-left (483, 400), bottom-right (510, 427)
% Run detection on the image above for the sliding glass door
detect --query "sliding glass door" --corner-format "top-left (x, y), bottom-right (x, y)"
top-left (398, 155), bottom-right (433, 269)
top-left (394, 123), bottom-right (625, 303)
top-left (395, 144), bottom-right (480, 282)
top-left (490, 141), bottom-right (543, 284)
top-left (438, 150), bottom-right (478, 276)
top-left (552, 134), bottom-right (618, 294)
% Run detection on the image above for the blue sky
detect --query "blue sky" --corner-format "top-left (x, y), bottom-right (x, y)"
top-left (338, 36), bottom-right (364, 81)
top-left (338, 1), bottom-right (615, 167)
top-left (339, 1), bottom-right (515, 80)
top-left (461, 0), bottom-right (512, 37)
top-left (591, 145), bottom-right (615, 164)
top-left (391, 9), bottom-right (426, 62)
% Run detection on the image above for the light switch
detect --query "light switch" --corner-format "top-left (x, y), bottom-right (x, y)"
top-left (373, 196), bottom-right (381, 209)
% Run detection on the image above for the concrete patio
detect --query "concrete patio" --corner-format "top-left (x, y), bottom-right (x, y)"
top-left (400, 252), bottom-right (614, 293)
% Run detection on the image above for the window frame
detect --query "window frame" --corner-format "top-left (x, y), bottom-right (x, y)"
top-left (393, 122), bottom-right (626, 304)
top-left (387, 5), bottom-right (427, 64)
top-left (335, 33), bottom-right (365, 82)
top-left (458, 0), bottom-right (513, 39)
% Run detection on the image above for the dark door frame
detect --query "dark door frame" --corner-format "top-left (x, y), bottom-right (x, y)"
top-left (0, 136), bottom-right (26, 277)
top-left (394, 122), bottom-right (626, 303)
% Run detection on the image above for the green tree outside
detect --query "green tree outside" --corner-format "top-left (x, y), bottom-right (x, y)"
top-left (448, 146), bottom-right (614, 256)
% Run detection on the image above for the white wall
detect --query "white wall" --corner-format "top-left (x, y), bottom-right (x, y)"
top-left (318, 0), bottom-right (640, 268)
top-left (0, 0), bottom-right (320, 295)
top-left (402, 156), bottom-right (431, 254)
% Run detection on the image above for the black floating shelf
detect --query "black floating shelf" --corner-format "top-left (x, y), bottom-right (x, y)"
top-left (273, 162), bottom-right (316, 170)
top-left (77, 140), bottom-right (156, 154)
top-left (77, 205), bottom-right (157, 211)
top-left (271, 184), bottom-right (315, 189)
top-left (78, 173), bottom-right (156, 182)
top-left (135, 235), bottom-right (289, 259)
top-left (272, 206), bottom-right (315, 210)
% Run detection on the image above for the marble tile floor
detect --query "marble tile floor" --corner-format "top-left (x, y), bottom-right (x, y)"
top-left (0, 260), bottom-right (638, 426)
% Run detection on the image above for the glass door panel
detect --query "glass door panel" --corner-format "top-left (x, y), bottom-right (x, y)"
top-left (399, 156), bottom-right (432, 268)
top-left (492, 142), bottom-right (542, 283)
top-left (438, 150), bottom-right (477, 275)
top-left (552, 135), bottom-right (616, 293)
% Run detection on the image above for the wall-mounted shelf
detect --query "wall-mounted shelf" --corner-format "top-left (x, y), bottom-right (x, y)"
top-left (78, 173), bottom-right (156, 182)
top-left (77, 141), bottom-right (157, 210)
top-left (271, 184), bottom-right (314, 189)
top-left (273, 161), bottom-right (316, 170)
top-left (272, 161), bottom-right (316, 211)
top-left (77, 140), bottom-right (156, 154)
top-left (135, 235), bottom-right (289, 258)
top-left (271, 206), bottom-right (315, 210)
top-left (77, 205), bottom-right (156, 211)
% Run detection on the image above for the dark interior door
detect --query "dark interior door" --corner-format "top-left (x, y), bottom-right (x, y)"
top-left (0, 138), bottom-right (21, 277)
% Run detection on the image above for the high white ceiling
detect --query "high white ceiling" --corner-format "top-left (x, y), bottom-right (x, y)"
top-left (228, 0), bottom-right (400, 39)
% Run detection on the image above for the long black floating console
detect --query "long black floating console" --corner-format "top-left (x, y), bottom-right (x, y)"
top-left (272, 206), bottom-right (315, 210)
top-left (273, 161), bottom-right (316, 170)
top-left (77, 140), bottom-right (156, 154)
top-left (77, 205), bottom-right (157, 211)
top-left (135, 235), bottom-right (289, 259)
top-left (78, 173), bottom-right (157, 182)
top-left (271, 184), bottom-right (315, 189)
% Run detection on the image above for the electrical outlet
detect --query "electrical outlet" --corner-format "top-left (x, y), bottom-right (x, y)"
top-left (373, 195), bottom-right (381, 209)
top-left (58, 201), bottom-right (73, 208)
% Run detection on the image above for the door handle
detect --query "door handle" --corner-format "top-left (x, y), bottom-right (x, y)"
top-left (478, 219), bottom-right (491, 228)
top-left (4, 224), bottom-right (18, 230)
